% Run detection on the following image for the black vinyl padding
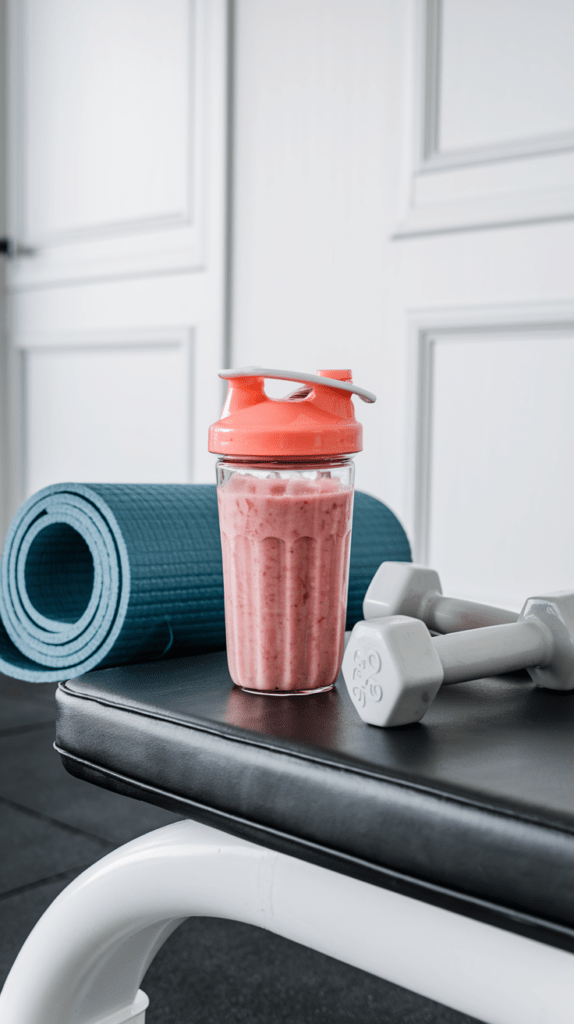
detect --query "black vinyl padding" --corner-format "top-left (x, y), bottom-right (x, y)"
top-left (56, 651), bottom-right (574, 955)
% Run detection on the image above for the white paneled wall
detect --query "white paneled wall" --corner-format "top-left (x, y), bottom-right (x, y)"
top-left (0, 0), bottom-right (8, 544)
top-left (232, 0), bottom-right (574, 605)
top-left (413, 317), bottom-right (574, 607)
top-left (231, 0), bottom-right (403, 505)
top-left (439, 0), bottom-right (574, 150)
top-left (24, 0), bottom-right (191, 238)
top-left (25, 335), bottom-right (193, 494)
top-left (2, 0), bottom-right (228, 543)
top-left (398, 0), bottom-right (574, 234)
top-left (3, 0), bottom-right (574, 603)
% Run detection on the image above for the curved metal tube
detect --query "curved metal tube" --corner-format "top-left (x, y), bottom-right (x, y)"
top-left (1, 819), bottom-right (574, 1024)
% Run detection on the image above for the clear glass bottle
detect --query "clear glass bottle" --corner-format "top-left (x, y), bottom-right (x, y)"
top-left (217, 455), bottom-right (354, 694)
top-left (209, 368), bottom-right (375, 695)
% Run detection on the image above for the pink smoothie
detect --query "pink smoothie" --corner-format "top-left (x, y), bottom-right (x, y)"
top-left (218, 474), bottom-right (354, 692)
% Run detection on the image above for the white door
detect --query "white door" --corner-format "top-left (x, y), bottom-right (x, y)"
top-left (389, 0), bottom-right (574, 608)
top-left (231, 0), bottom-right (574, 610)
top-left (1, 0), bottom-right (228, 542)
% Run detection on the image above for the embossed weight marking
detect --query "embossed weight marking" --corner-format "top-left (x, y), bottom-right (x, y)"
top-left (351, 647), bottom-right (383, 707)
top-left (342, 616), bottom-right (444, 727)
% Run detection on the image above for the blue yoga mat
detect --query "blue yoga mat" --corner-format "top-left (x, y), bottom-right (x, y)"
top-left (0, 483), bottom-right (411, 682)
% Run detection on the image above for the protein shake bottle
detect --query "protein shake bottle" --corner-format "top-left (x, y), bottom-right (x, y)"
top-left (209, 368), bottom-right (376, 695)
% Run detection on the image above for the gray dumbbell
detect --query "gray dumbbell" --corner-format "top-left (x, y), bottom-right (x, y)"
top-left (363, 562), bottom-right (518, 633)
top-left (342, 592), bottom-right (574, 728)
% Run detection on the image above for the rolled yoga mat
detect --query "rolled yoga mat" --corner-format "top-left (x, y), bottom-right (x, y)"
top-left (0, 483), bottom-right (411, 683)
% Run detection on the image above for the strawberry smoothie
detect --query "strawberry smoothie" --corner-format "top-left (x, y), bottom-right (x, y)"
top-left (218, 473), bottom-right (354, 692)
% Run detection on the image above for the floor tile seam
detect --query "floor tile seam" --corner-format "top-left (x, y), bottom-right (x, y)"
top-left (0, 794), bottom-right (116, 848)
top-left (58, 685), bottom-right (574, 840)
top-left (0, 720), bottom-right (55, 740)
top-left (0, 863), bottom-right (95, 903)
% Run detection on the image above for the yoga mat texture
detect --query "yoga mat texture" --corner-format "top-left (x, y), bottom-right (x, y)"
top-left (0, 483), bottom-right (411, 682)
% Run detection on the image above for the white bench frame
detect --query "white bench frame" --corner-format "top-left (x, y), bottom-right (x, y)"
top-left (1, 819), bottom-right (572, 1024)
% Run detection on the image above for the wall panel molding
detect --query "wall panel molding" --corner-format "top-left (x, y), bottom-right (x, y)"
top-left (420, 0), bottom-right (574, 173)
top-left (408, 303), bottom-right (574, 565)
top-left (395, 0), bottom-right (574, 237)
top-left (20, 327), bottom-right (195, 497)
top-left (7, 0), bottom-right (214, 288)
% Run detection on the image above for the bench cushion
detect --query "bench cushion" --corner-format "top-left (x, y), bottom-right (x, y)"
top-left (56, 652), bottom-right (574, 955)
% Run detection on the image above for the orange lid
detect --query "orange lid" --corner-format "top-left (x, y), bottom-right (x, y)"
top-left (208, 367), bottom-right (376, 457)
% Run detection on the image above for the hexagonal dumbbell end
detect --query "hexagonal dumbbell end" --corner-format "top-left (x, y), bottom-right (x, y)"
top-left (519, 591), bottom-right (574, 690)
top-left (363, 562), bottom-right (518, 633)
top-left (342, 616), bottom-right (444, 727)
top-left (363, 563), bottom-right (442, 621)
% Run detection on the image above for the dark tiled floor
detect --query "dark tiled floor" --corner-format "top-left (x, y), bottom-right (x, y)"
top-left (0, 672), bottom-right (481, 1023)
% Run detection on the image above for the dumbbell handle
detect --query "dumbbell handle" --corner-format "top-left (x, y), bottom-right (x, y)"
top-left (434, 619), bottom-right (552, 684)
top-left (419, 593), bottom-right (518, 633)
